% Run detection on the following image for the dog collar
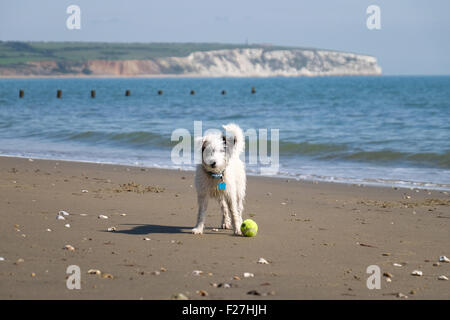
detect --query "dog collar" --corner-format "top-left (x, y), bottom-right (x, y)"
top-left (209, 172), bottom-right (223, 179)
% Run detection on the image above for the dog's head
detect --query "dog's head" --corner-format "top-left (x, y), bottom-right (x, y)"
top-left (197, 123), bottom-right (244, 174)
top-left (198, 132), bottom-right (227, 173)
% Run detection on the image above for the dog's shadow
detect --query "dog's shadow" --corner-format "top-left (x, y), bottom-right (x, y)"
top-left (112, 224), bottom-right (191, 235)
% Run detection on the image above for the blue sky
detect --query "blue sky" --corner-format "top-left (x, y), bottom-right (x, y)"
top-left (1, 0), bottom-right (449, 75)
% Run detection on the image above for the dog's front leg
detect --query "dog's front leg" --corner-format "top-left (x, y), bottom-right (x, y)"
top-left (220, 198), bottom-right (232, 229)
top-left (192, 194), bottom-right (208, 234)
top-left (227, 196), bottom-right (243, 236)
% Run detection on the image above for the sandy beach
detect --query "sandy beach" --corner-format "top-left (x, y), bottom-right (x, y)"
top-left (0, 156), bottom-right (449, 300)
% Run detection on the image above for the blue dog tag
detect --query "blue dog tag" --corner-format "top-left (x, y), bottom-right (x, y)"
top-left (218, 182), bottom-right (226, 190)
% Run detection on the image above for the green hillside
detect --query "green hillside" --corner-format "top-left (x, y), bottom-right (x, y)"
top-left (0, 41), bottom-right (302, 66)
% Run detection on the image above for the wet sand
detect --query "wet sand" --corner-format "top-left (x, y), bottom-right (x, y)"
top-left (0, 156), bottom-right (449, 299)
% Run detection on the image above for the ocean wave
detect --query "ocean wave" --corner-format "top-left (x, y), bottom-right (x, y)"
top-left (65, 130), bottom-right (172, 148)
top-left (342, 150), bottom-right (450, 168)
top-left (278, 141), bottom-right (450, 168)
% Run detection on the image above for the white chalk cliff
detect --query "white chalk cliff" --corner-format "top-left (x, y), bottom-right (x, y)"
top-left (158, 48), bottom-right (382, 77)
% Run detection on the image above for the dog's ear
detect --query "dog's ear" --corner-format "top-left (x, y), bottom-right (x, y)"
top-left (194, 136), bottom-right (206, 152)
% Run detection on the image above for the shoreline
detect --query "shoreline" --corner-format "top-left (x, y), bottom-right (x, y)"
top-left (0, 155), bottom-right (449, 299)
top-left (1, 154), bottom-right (448, 192)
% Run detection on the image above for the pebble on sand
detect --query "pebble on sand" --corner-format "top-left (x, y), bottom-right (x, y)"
top-left (257, 257), bottom-right (269, 264)
top-left (98, 215), bottom-right (109, 219)
top-left (411, 270), bottom-right (423, 276)
top-left (172, 293), bottom-right (188, 300)
top-left (192, 270), bottom-right (203, 276)
top-left (393, 263), bottom-right (403, 267)
top-left (196, 290), bottom-right (208, 297)
top-left (87, 269), bottom-right (101, 275)
top-left (64, 245), bottom-right (75, 251)
top-left (438, 275), bottom-right (448, 281)
top-left (244, 272), bottom-right (255, 278)
top-left (0, 257), bottom-right (5, 261)
top-left (64, 224), bottom-right (70, 228)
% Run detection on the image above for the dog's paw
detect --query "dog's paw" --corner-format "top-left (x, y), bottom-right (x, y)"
top-left (233, 229), bottom-right (243, 236)
top-left (221, 223), bottom-right (232, 230)
top-left (191, 227), bottom-right (204, 235)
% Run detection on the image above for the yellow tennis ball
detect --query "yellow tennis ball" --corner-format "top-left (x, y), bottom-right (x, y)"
top-left (241, 219), bottom-right (258, 237)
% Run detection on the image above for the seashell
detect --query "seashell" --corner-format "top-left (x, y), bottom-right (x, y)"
top-left (57, 215), bottom-right (65, 220)
top-left (81, 190), bottom-right (88, 193)
top-left (107, 227), bottom-right (116, 232)
top-left (257, 257), bottom-right (269, 264)
top-left (87, 269), bottom-right (101, 275)
top-left (243, 272), bottom-right (254, 278)
top-left (0, 257), bottom-right (5, 261)
top-left (120, 213), bottom-right (127, 216)
top-left (64, 224), bottom-right (70, 228)
top-left (80, 213), bottom-right (88, 216)
top-left (393, 263), bottom-right (402, 267)
top-left (386, 278), bottom-right (392, 283)
top-left (411, 270), bottom-right (423, 276)
top-left (102, 273), bottom-right (114, 279)
top-left (192, 270), bottom-right (203, 276)
top-left (438, 275), bottom-right (448, 281)
top-left (15, 258), bottom-right (24, 265)
top-left (64, 245), bottom-right (75, 251)
top-left (172, 293), bottom-right (188, 300)
top-left (383, 272), bottom-right (393, 278)
top-left (439, 256), bottom-right (450, 263)
top-left (46, 228), bottom-right (52, 232)
top-left (160, 267), bottom-right (166, 272)
top-left (151, 271), bottom-right (160, 276)
top-left (59, 211), bottom-right (70, 216)
top-left (233, 276), bottom-right (241, 280)
top-left (98, 215), bottom-right (108, 219)
top-left (397, 293), bottom-right (408, 299)
top-left (143, 237), bottom-right (151, 241)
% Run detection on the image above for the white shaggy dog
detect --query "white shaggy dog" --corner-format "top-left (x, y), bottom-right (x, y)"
top-left (192, 123), bottom-right (246, 235)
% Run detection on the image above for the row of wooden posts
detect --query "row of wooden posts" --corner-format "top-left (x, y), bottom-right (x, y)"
top-left (17, 87), bottom-right (257, 98)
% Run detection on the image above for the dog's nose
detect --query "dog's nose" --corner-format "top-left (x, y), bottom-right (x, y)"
top-left (211, 162), bottom-right (216, 168)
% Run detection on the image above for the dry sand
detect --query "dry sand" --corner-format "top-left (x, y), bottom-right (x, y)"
top-left (0, 156), bottom-right (449, 299)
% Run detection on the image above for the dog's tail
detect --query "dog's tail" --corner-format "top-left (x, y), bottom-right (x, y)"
top-left (223, 123), bottom-right (245, 155)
